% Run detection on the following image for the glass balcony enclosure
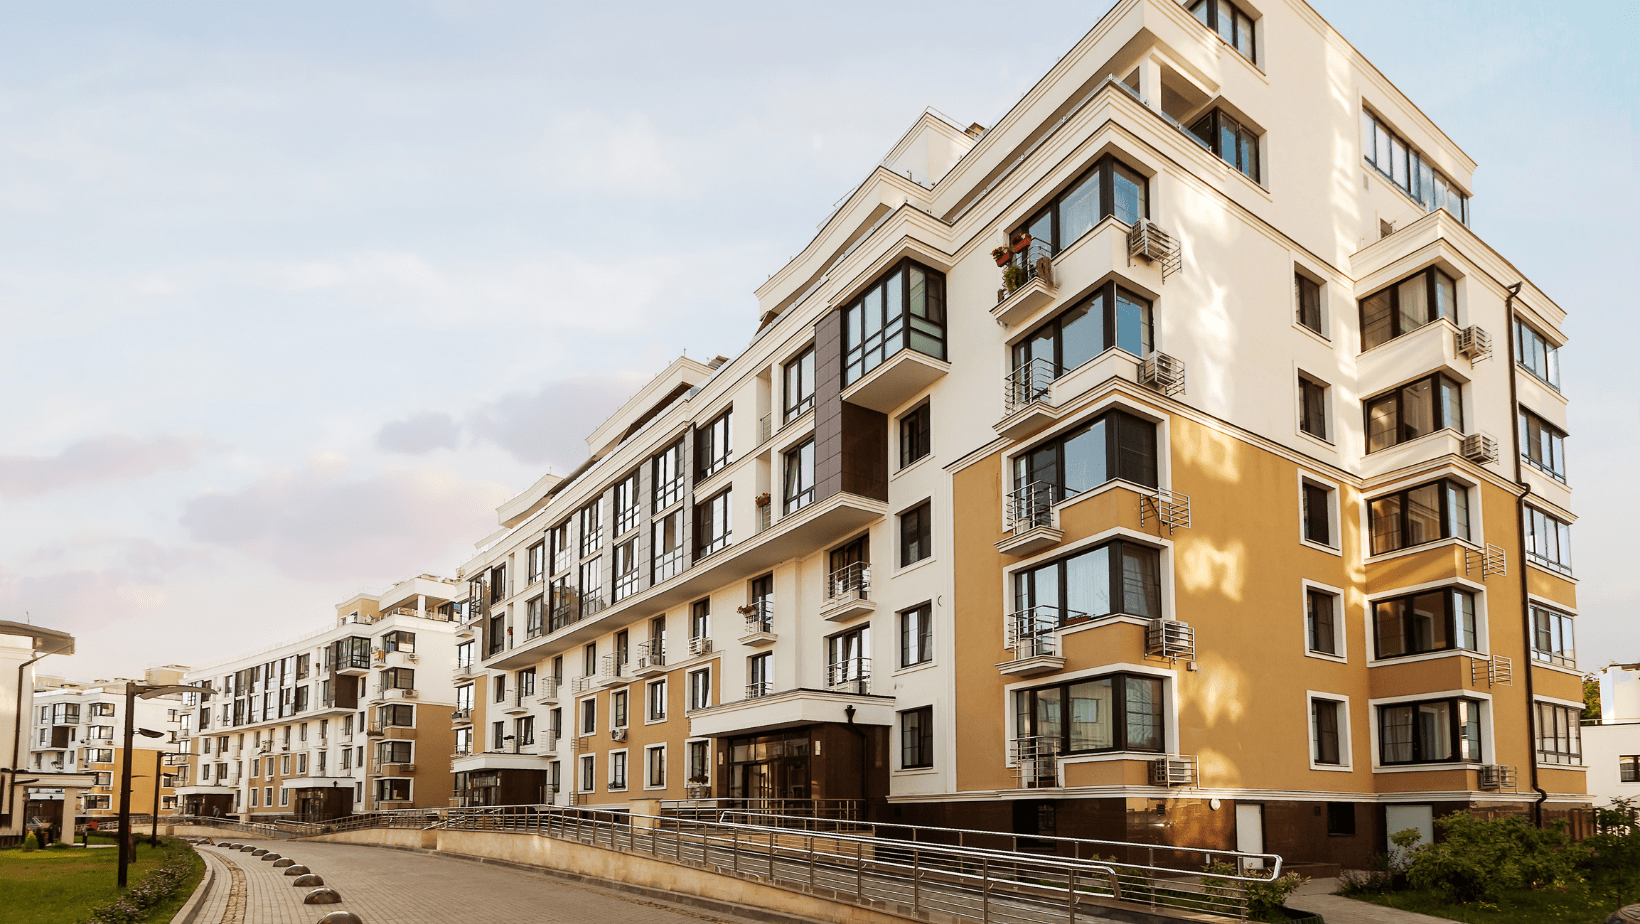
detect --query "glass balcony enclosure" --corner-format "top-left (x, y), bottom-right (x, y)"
top-left (842, 259), bottom-right (946, 386)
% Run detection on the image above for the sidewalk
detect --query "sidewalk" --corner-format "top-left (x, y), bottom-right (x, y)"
top-left (1287, 877), bottom-right (1453, 924)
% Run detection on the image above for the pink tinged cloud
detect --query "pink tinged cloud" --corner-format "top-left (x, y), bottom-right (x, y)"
top-left (0, 433), bottom-right (202, 498)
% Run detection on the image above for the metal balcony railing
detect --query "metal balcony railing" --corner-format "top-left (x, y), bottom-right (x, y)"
top-left (600, 654), bottom-right (627, 684)
top-left (758, 414), bottom-right (774, 443)
top-left (999, 238), bottom-right (1054, 300)
top-left (1003, 358), bottom-right (1057, 416)
top-left (824, 562), bottom-right (869, 605)
top-left (1005, 481), bottom-right (1064, 533)
top-left (636, 640), bottom-right (665, 671)
top-left (1005, 606), bottom-right (1076, 660)
top-left (744, 681), bottom-right (772, 700)
top-left (825, 659), bottom-right (871, 695)
top-left (742, 599), bottom-right (773, 635)
top-left (1012, 735), bottom-right (1061, 789)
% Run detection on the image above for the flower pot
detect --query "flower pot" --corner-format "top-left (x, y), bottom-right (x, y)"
top-left (1012, 234), bottom-right (1032, 253)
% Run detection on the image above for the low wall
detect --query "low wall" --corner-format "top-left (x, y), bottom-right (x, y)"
top-left (311, 827), bottom-right (437, 850)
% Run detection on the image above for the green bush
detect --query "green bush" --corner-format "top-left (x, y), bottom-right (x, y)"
top-left (1577, 798), bottom-right (1640, 903)
top-left (21, 832), bottom-right (37, 852)
top-left (81, 840), bottom-right (198, 924)
top-left (1201, 860), bottom-right (1308, 921)
top-left (1403, 813), bottom-right (1579, 904)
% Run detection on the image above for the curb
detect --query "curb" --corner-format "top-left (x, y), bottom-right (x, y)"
top-left (168, 846), bottom-right (216, 924)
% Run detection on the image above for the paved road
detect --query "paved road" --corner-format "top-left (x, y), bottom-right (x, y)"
top-left (193, 838), bottom-right (778, 924)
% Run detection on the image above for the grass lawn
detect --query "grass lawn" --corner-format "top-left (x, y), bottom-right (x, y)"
top-left (1363, 884), bottom-right (1630, 924)
top-left (0, 839), bottom-right (204, 924)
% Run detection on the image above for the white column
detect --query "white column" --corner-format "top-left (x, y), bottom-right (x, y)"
top-left (416, 594), bottom-right (426, 618)
top-left (1140, 56), bottom-right (1163, 113)
top-left (61, 787), bottom-right (79, 844)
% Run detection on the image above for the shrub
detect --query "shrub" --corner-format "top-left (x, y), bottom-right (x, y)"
top-left (1201, 859), bottom-right (1308, 921)
top-left (1578, 798), bottom-right (1640, 902)
top-left (1404, 813), bottom-right (1579, 904)
top-left (83, 841), bottom-right (199, 924)
top-left (21, 832), bottom-right (38, 852)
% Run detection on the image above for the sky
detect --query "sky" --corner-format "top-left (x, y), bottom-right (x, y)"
top-left (0, 1), bottom-right (1634, 680)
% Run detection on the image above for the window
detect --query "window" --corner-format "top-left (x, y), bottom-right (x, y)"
top-left (784, 348), bottom-right (815, 422)
top-left (783, 440), bottom-right (815, 514)
top-left (382, 668), bottom-right (415, 691)
top-left (613, 470), bottom-right (641, 536)
top-left (1013, 538), bottom-right (1162, 626)
top-left (380, 741), bottom-right (412, 764)
top-left (380, 704), bottom-right (413, 727)
top-left (1298, 375), bottom-right (1329, 440)
top-left (1619, 756), bottom-right (1639, 784)
top-left (489, 565), bottom-right (506, 607)
top-left (1361, 111), bottom-right (1470, 224)
top-left (1012, 410), bottom-right (1158, 515)
top-left (1012, 285), bottom-right (1153, 388)
top-left (647, 679), bottom-right (667, 721)
top-left (517, 668), bottom-right (536, 697)
top-left (578, 500), bottom-right (603, 558)
top-left (1378, 698), bottom-right (1483, 765)
top-left (900, 604), bottom-right (933, 668)
top-left (1364, 373), bottom-right (1464, 452)
top-left (525, 597), bottom-right (544, 639)
top-left (696, 410), bottom-right (733, 479)
top-left (516, 715), bottom-right (535, 746)
top-left (1524, 506), bottom-right (1573, 574)
top-left (1369, 478), bottom-right (1471, 555)
top-left (1188, 109), bottom-right (1260, 181)
top-left (579, 754), bottom-right (595, 792)
top-left (376, 778), bottom-right (410, 802)
top-left (898, 403), bottom-right (931, 468)
top-left (687, 740), bottom-right (710, 786)
top-left (688, 668), bottom-right (711, 711)
top-left (747, 653), bottom-right (772, 698)
top-left (1359, 267), bottom-right (1458, 351)
top-left (612, 690), bottom-right (628, 729)
top-left (842, 259), bottom-right (946, 386)
top-left (494, 675), bottom-right (507, 703)
top-left (488, 613), bottom-right (506, 657)
top-left (1295, 273), bottom-right (1323, 334)
top-left (652, 439), bottom-right (685, 510)
top-left (652, 509), bottom-right (685, 583)
top-left (614, 629), bottom-right (629, 668)
top-left (610, 751), bottom-right (628, 790)
top-left (690, 600), bottom-right (709, 641)
top-left (1189, 0), bottom-right (1255, 60)
top-left (900, 502), bottom-right (931, 567)
top-left (1302, 481), bottom-right (1335, 547)
top-left (1011, 155), bottom-right (1149, 267)
top-left (1519, 408), bottom-right (1567, 482)
top-left (612, 538), bottom-right (639, 601)
top-left (900, 706), bottom-right (933, 769)
top-left (583, 643), bottom-right (597, 677)
top-left (1014, 673), bottom-right (1165, 753)
top-left (579, 559), bottom-right (603, 614)
top-left (1373, 587), bottom-right (1478, 658)
top-left (1328, 803), bottom-right (1357, 836)
top-left (579, 698), bottom-right (596, 736)
top-left (1515, 319), bottom-right (1560, 390)
top-left (455, 684), bottom-right (473, 711)
top-left (695, 489), bottom-right (732, 557)
top-left (454, 727), bottom-right (472, 755)
top-left (827, 626), bottom-right (870, 693)
top-left (1312, 698), bottom-right (1344, 765)
top-left (1307, 590), bottom-right (1340, 657)
top-left (549, 521), bottom-right (572, 574)
top-left (526, 541), bottom-right (546, 585)
top-left (1530, 605), bottom-right (1575, 668)
top-left (647, 746), bottom-right (667, 788)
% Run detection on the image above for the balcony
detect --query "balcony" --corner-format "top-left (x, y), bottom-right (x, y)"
top-left (991, 239), bottom-right (1057, 328)
top-left (503, 692), bottom-right (531, 716)
top-left (375, 686), bottom-right (419, 701)
top-left (535, 678), bottom-right (561, 705)
top-left (820, 562), bottom-right (873, 622)
top-left (825, 659), bottom-right (871, 696)
top-left (996, 358), bottom-right (1059, 442)
top-left (570, 676), bottom-right (596, 695)
top-left (998, 606), bottom-right (1069, 677)
top-left (632, 641), bottom-right (667, 678)
top-left (738, 603), bottom-right (776, 647)
top-left (328, 638), bottom-right (372, 676)
top-left (840, 348), bottom-right (950, 414)
top-left (597, 655), bottom-right (629, 689)
top-left (450, 750), bottom-right (551, 773)
top-left (1012, 736), bottom-right (1061, 789)
top-left (684, 636), bottom-right (715, 659)
top-left (996, 482), bottom-right (1064, 557)
top-left (689, 687), bottom-right (894, 739)
top-left (450, 708), bottom-right (473, 726)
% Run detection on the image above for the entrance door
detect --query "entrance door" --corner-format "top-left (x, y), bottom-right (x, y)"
top-left (1385, 804), bottom-right (1434, 866)
top-left (1235, 803), bottom-right (1265, 869)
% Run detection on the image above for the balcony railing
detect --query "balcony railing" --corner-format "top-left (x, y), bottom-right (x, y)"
top-left (1012, 735), bottom-right (1061, 789)
top-left (1006, 606), bottom-right (1075, 660)
top-left (745, 681), bottom-right (772, 700)
top-left (825, 658), bottom-right (871, 695)
top-left (742, 600), bottom-right (773, 635)
top-left (999, 238), bottom-right (1053, 300)
top-left (1005, 481), bottom-right (1064, 533)
top-left (824, 562), bottom-right (869, 605)
top-left (599, 655), bottom-right (627, 684)
top-left (635, 640), bottom-right (665, 671)
top-left (1003, 358), bottom-right (1056, 417)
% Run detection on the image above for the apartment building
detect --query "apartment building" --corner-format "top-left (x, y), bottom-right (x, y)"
top-left (173, 575), bottom-right (460, 820)
top-left (24, 668), bottom-right (188, 825)
top-left (0, 620), bottom-right (82, 845)
top-left (430, 0), bottom-right (1588, 867)
top-left (1584, 664), bottom-right (1638, 807)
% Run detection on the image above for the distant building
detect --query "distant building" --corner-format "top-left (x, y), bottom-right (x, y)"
top-left (1583, 664), bottom-right (1640, 807)
top-left (0, 620), bottom-right (87, 845)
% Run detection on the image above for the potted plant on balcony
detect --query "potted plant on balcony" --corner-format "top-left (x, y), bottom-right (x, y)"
top-left (754, 492), bottom-right (771, 507)
top-left (1012, 231), bottom-right (1033, 253)
top-left (1003, 262), bottom-right (1027, 293)
top-left (991, 245), bottom-right (1011, 266)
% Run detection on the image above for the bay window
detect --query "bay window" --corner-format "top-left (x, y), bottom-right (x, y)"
top-left (1378, 697), bottom-right (1483, 765)
top-left (842, 259), bottom-right (946, 386)
top-left (1372, 587), bottom-right (1477, 659)
top-left (1524, 506), bottom-right (1573, 574)
top-left (1013, 409), bottom-right (1158, 509)
top-left (1368, 478), bottom-right (1471, 555)
top-left (1514, 319), bottom-right (1560, 390)
top-left (1364, 373), bottom-right (1464, 452)
top-left (1361, 111), bottom-right (1470, 224)
top-left (1530, 605), bottom-right (1575, 668)
top-left (1013, 537), bottom-right (1162, 627)
top-left (1359, 266), bottom-right (1458, 350)
top-left (1012, 283), bottom-right (1154, 382)
top-left (1534, 701), bottom-right (1582, 765)
top-left (1014, 673), bottom-right (1165, 754)
top-left (1188, 108), bottom-right (1260, 182)
top-left (1519, 408), bottom-right (1567, 482)
top-left (1013, 155), bottom-right (1149, 260)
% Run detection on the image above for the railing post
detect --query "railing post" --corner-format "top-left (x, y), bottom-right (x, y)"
top-left (808, 835), bottom-right (816, 891)
top-left (1068, 869), bottom-right (1077, 924)
top-left (912, 846), bottom-right (920, 911)
top-left (856, 840), bottom-right (863, 899)
top-left (733, 829), bottom-right (740, 873)
top-left (982, 855), bottom-right (991, 924)
top-left (770, 830), bottom-right (776, 879)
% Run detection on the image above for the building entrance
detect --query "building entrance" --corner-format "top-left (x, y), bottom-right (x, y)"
top-left (726, 730), bottom-right (810, 800)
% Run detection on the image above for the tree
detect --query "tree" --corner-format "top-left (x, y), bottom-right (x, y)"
top-left (1584, 675), bottom-right (1602, 723)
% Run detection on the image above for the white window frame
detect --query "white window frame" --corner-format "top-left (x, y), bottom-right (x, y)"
top-left (687, 667), bottom-right (712, 712)
top-left (1364, 577), bottom-right (1489, 666)
top-left (1307, 691), bottom-right (1353, 771)
top-left (608, 748), bottom-right (629, 792)
top-left (578, 754), bottom-right (596, 793)
top-left (1296, 469), bottom-right (1342, 555)
top-left (1299, 579), bottom-right (1348, 663)
top-left (644, 744), bottom-right (667, 791)
top-left (646, 679), bottom-right (667, 724)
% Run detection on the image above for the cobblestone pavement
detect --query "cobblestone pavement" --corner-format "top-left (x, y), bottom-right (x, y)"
top-left (193, 838), bottom-right (781, 924)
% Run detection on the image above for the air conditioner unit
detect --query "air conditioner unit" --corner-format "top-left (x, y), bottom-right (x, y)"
top-left (402, 764), bottom-right (416, 774)
top-left (402, 690), bottom-right (418, 699)
top-left (1149, 755), bottom-right (1198, 787)
top-left (1139, 351), bottom-right (1186, 397)
top-left (1455, 326), bottom-right (1493, 362)
top-left (689, 637), bottom-right (713, 656)
top-left (405, 653), bottom-right (418, 663)
top-left (1478, 764), bottom-right (1517, 791)
top-left (1462, 433), bottom-right (1499, 464)
top-left (611, 728), bottom-right (627, 743)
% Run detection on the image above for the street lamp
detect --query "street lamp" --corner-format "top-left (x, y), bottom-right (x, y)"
top-left (118, 683), bottom-right (210, 888)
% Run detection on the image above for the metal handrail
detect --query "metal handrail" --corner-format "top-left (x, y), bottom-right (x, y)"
top-left (742, 600), bottom-right (773, 635)
top-left (1005, 606), bottom-right (1077, 659)
top-left (824, 658), bottom-right (871, 695)
top-left (1004, 358), bottom-right (1057, 416)
top-left (1006, 481), bottom-right (1064, 533)
top-left (825, 561), bottom-right (869, 602)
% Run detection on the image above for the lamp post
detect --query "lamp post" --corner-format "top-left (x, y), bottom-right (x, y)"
top-left (117, 683), bottom-right (210, 888)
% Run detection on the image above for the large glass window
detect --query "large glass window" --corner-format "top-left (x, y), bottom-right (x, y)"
top-left (578, 559), bottom-right (603, 616)
top-left (1514, 319), bottom-right (1560, 390)
top-left (900, 502), bottom-right (931, 567)
top-left (1295, 273), bottom-right (1322, 333)
top-left (900, 706), bottom-right (933, 769)
top-left (1519, 408), bottom-right (1567, 482)
top-left (1014, 673), bottom-right (1164, 754)
top-left (842, 259), bottom-right (946, 386)
top-left (1378, 698), bottom-right (1483, 765)
top-left (1299, 375), bottom-right (1329, 440)
top-left (899, 403), bottom-right (931, 469)
top-left (695, 489), bottom-right (732, 558)
top-left (652, 439), bottom-right (685, 510)
top-left (1372, 587), bottom-right (1477, 659)
top-left (1530, 605), bottom-right (1575, 668)
top-left (1189, 0), bottom-right (1255, 61)
top-left (1524, 506), bottom-right (1573, 575)
top-left (696, 409), bottom-right (733, 479)
top-left (1188, 109), bottom-right (1260, 182)
top-left (613, 471), bottom-right (640, 536)
top-left (1359, 267), bottom-right (1458, 351)
top-left (612, 538), bottom-right (639, 602)
top-left (1012, 538), bottom-right (1162, 626)
top-left (1364, 373), bottom-right (1464, 453)
top-left (651, 510), bottom-right (685, 583)
top-left (1012, 409), bottom-right (1158, 507)
top-left (1012, 155), bottom-right (1149, 261)
top-left (784, 348), bottom-right (815, 422)
top-left (1307, 590), bottom-right (1339, 657)
top-left (900, 603), bottom-right (932, 668)
top-left (549, 521), bottom-right (572, 575)
top-left (1012, 283), bottom-right (1154, 382)
top-left (1368, 479), bottom-right (1471, 555)
top-left (577, 500), bottom-right (603, 558)
top-left (782, 440), bottom-right (815, 514)
top-left (1361, 111), bottom-right (1470, 224)
top-left (1535, 701), bottom-right (1582, 766)
top-left (526, 541), bottom-right (546, 585)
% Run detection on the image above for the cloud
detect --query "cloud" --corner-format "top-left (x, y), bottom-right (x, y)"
top-left (376, 411), bottom-right (461, 454)
top-left (179, 459), bottom-right (509, 581)
top-left (464, 374), bottom-right (644, 468)
top-left (0, 566), bottom-right (172, 633)
top-left (0, 434), bottom-right (203, 498)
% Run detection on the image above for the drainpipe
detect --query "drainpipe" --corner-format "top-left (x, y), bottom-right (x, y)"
top-left (5, 654), bottom-right (47, 820)
top-left (1500, 281), bottom-right (1549, 826)
top-left (843, 705), bottom-right (869, 812)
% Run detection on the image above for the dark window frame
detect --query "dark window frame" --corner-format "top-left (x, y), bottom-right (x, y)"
top-left (900, 705), bottom-right (934, 769)
top-left (1534, 701), bottom-right (1582, 766)
top-left (1363, 372), bottom-right (1465, 453)
top-left (1188, 108), bottom-right (1260, 182)
top-left (1312, 697), bottom-right (1343, 765)
top-left (1361, 110), bottom-right (1470, 224)
top-left (782, 439), bottom-right (815, 515)
top-left (1015, 672), bottom-right (1166, 755)
top-left (899, 603), bottom-right (933, 668)
top-left (1524, 506), bottom-right (1573, 574)
top-left (1514, 319), bottom-right (1561, 391)
top-left (1530, 605), bottom-right (1575, 669)
top-left (1378, 696), bottom-right (1483, 765)
top-left (612, 470), bottom-right (641, 536)
top-left (1371, 587), bottom-right (1477, 659)
top-left (783, 348), bottom-right (815, 422)
top-left (1307, 589), bottom-right (1339, 657)
top-left (651, 438), bottom-right (685, 511)
top-left (1302, 480), bottom-right (1334, 547)
top-left (899, 402), bottom-right (931, 469)
top-left (1295, 272), bottom-right (1323, 334)
top-left (1368, 478), bottom-right (1471, 556)
top-left (694, 489), bottom-right (733, 559)
top-left (1013, 537), bottom-right (1163, 626)
top-left (899, 501), bottom-right (932, 567)
top-left (1012, 154), bottom-right (1151, 256)
top-left (1189, 0), bottom-right (1256, 62)
top-left (1518, 407), bottom-right (1568, 482)
top-left (1298, 374), bottom-right (1329, 440)
top-left (696, 409), bottom-right (733, 479)
top-left (1012, 282), bottom-right (1155, 376)
top-left (1012, 408), bottom-right (1159, 498)
top-left (1358, 266), bottom-right (1458, 351)
top-left (841, 258), bottom-right (946, 386)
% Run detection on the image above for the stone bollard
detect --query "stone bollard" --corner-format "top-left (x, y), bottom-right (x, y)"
top-left (261, 853), bottom-right (282, 861)
top-left (252, 849), bottom-right (269, 856)
top-left (273, 858), bottom-right (295, 867)
top-left (240, 846), bottom-right (257, 852)
top-left (303, 888), bottom-right (343, 905)
top-left (283, 865), bottom-right (311, 876)
top-left (1606, 906), bottom-right (1640, 923)
top-left (292, 873), bottom-right (324, 886)
top-left (315, 913), bottom-right (364, 924)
